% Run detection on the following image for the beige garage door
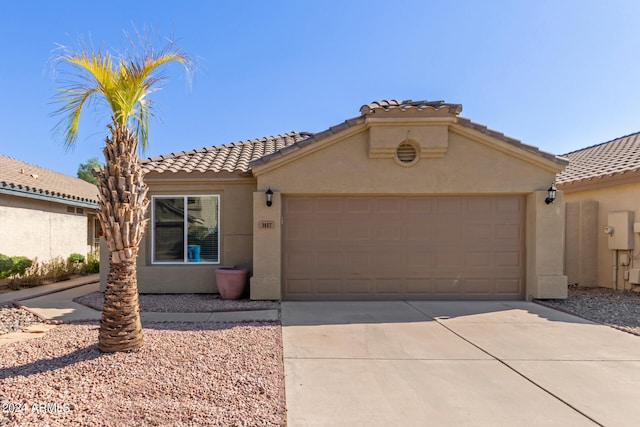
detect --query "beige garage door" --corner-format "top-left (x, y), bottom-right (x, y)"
top-left (283, 196), bottom-right (525, 300)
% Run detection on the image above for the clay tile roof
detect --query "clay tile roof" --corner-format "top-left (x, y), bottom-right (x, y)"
top-left (556, 132), bottom-right (640, 185)
top-left (140, 132), bottom-right (314, 174)
top-left (0, 155), bottom-right (99, 205)
top-left (143, 100), bottom-right (566, 174)
top-left (360, 99), bottom-right (463, 115)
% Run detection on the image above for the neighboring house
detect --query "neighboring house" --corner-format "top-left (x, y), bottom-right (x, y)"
top-left (557, 132), bottom-right (640, 291)
top-left (0, 155), bottom-right (99, 263)
top-left (106, 99), bottom-right (568, 301)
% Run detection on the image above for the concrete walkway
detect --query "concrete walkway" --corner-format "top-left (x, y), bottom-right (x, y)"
top-left (282, 301), bottom-right (640, 427)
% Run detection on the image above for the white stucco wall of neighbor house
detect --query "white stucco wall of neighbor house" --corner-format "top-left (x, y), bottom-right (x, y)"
top-left (0, 200), bottom-right (91, 262)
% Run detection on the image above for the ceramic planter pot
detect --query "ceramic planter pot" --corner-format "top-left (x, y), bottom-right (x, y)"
top-left (215, 267), bottom-right (248, 300)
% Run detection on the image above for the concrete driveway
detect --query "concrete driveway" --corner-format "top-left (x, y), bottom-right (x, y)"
top-left (282, 301), bottom-right (640, 427)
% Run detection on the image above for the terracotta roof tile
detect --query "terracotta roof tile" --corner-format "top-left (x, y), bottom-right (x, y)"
top-left (360, 99), bottom-right (463, 115)
top-left (140, 132), bottom-right (314, 174)
top-left (556, 132), bottom-right (640, 185)
top-left (0, 155), bottom-right (99, 205)
top-left (143, 100), bottom-right (566, 175)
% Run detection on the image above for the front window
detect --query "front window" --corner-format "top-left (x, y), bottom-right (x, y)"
top-left (152, 195), bottom-right (220, 263)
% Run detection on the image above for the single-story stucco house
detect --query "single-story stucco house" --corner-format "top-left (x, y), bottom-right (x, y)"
top-left (558, 131), bottom-right (640, 291)
top-left (0, 155), bottom-right (99, 262)
top-left (101, 99), bottom-right (569, 301)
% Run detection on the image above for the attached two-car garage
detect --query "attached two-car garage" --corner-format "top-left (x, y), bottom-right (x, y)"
top-left (283, 196), bottom-right (525, 300)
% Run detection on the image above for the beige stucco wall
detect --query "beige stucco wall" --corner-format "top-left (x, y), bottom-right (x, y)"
top-left (563, 180), bottom-right (640, 290)
top-left (251, 123), bottom-right (567, 300)
top-left (107, 175), bottom-right (257, 293)
top-left (256, 128), bottom-right (557, 195)
top-left (0, 194), bottom-right (94, 262)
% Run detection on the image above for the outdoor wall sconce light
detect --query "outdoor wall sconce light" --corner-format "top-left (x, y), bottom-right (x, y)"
top-left (545, 184), bottom-right (557, 205)
top-left (265, 187), bottom-right (273, 207)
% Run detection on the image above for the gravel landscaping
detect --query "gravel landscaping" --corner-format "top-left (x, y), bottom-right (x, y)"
top-left (0, 303), bottom-right (43, 335)
top-left (536, 286), bottom-right (640, 336)
top-left (73, 292), bottom-right (280, 313)
top-left (0, 321), bottom-right (285, 426)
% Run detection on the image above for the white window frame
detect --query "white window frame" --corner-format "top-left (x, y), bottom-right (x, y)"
top-left (151, 195), bottom-right (221, 265)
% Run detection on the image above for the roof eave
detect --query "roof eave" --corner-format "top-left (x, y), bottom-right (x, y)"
top-left (558, 169), bottom-right (640, 193)
top-left (452, 118), bottom-right (568, 173)
top-left (0, 185), bottom-right (98, 209)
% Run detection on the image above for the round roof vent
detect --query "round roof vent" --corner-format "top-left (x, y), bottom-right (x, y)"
top-left (396, 141), bottom-right (418, 165)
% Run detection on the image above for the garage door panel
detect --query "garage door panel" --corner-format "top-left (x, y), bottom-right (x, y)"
top-left (406, 198), bottom-right (432, 213)
top-left (495, 251), bottom-right (521, 267)
top-left (434, 278), bottom-right (463, 295)
top-left (464, 278), bottom-right (492, 295)
top-left (375, 198), bottom-right (403, 213)
top-left (345, 224), bottom-right (372, 240)
top-left (315, 279), bottom-right (342, 295)
top-left (496, 197), bottom-right (523, 213)
top-left (286, 252), bottom-right (314, 274)
top-left (465, 252), bottom-right (492, 267)
top-left (495, 224), bottom-right (522, 240)
top-left (435, 198), bottom-right (462, 213)
top-left (495, 279), bottom-right (523, 295)
top-left (407, 225), bottom-right (433, 240)
top-left (286, 198), bottom-right (314, 214)
top-left (345, 198), bottom-right (372, 213)
top-left (466, 198), bottom-right (493, 213)
top-left (287, 225), bottom-right (312, 241)
top-left (283, 196), bottom-right (525, 300)
top-left (287, 279), bottom-right (312, 296)
top-left (466, 224), bottom-right (493, 240)
top-left (406, 279), bottom-right (433, 295)
top-left (316, 223), bottom-right (341, 240)
top-left (374, 225), bottom-right (403, 240)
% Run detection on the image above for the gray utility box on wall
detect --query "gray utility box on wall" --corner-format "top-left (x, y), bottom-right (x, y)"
top-left (606, 211), bottom-right (634, 250)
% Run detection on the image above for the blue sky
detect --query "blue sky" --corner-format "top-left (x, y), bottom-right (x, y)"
top-left (1, 1), bottom-right (640, 177)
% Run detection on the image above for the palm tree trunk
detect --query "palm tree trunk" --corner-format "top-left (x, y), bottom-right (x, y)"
top-left (96, 124), bottom-right (149, 352)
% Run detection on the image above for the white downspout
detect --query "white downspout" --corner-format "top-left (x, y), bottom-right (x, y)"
top-left (613, 250), bottom-right (618, 291)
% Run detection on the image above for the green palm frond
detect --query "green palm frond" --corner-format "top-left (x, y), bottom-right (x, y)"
top-left (52, 39), bottom-right (193, 149)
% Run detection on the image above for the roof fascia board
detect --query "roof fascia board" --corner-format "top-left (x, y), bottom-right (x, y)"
top-left (143, 169), bottom-right (255, 181)
top-left (450, 124), bottom-right (567, 174)
top-left (251, 122), bottom-right (367, 176)
top-left (144, 175), bottom-right (256, 185)
top-left (0, 186), bottom-right (98, 209)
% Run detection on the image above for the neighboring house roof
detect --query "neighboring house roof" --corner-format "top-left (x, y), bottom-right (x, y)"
top-left (0, 155), bottom-right (99, 207)
top-left (141, 99), bottom-right (566, 175)
top-left (557, 132), bottom-right (640, 186)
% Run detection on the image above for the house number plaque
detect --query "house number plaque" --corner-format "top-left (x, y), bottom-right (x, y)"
top-left (258, 220), bottom-right (275, 229)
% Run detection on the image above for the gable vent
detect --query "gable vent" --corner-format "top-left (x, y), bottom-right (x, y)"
top-left (396, 142), bottom-right (418, 164)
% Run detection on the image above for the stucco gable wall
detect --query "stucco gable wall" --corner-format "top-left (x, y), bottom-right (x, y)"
top-left (564, 181), bottom-right (640, 290)
top-left (256, 128), bottom-right (557, 193)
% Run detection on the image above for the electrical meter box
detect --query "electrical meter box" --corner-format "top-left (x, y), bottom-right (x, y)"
top-left (607, 211), bottom-right (634, 250)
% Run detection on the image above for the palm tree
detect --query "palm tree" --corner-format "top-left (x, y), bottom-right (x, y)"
top-left (52, 36), bottom-right (193, 352)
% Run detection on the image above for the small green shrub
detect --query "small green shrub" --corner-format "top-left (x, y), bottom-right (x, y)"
top-left (2, 251), bottom-right (99, 289)
top-left (68, 253), bottom-right (85, 264)
top-left (0, 254), bottom-right (33, 279)
top-left (86, 251), bottom-right (100, 274)
top-left (0, 254), bottom-right (12, 278)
